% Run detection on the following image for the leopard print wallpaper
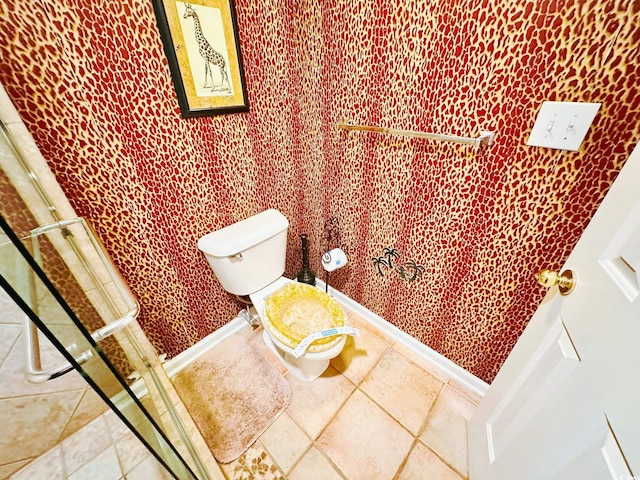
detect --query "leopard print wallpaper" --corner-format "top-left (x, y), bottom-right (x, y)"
top-left (1, 0), bottom-right (638, 382)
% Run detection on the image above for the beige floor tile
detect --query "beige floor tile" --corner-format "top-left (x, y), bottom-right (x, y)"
top-left (420, 385), bottom-right (476, 478)
top-left (9, 445), bottom-right (64, 480)
top-left (391, 341), bottom-right (452, 384)
top-left (0, 324), bottom-right (20, 366)
top-left (285, 365), bottom-right (355, 439)
top-left (346, 311), bottom-right (394, 344)
top-left (447, 378), bottom-right (483, 406)
top-left (0, 336), bottom-right (86, 397)
top-left (288, 446), bottom-right (344, 480)
top-left (316, 390), bottom-right (414, 480)
top-left (0, 390), bottom-right (83, 466)
top-left (62, 414), bottom-right (112, 475)
top-left (0, 459), bottom-right (31, 479)
top-left (330, 321), bottom-right (389, 385)
top-left (59, 388), bottom-right (108, 441)
top-left (114, 428), bottom-right (151, 474)
top-left (260, 412), bottom-right (310, 475)
top-left (103, 408), bottom-right (130, 442)
top-left (398, 442), bottom-right (463, 480)
top-left (125, 454), bottom-right (174, 480)
top-left (67, 446), bottom-right (121, 480)
top-left (360, 348), bottom-right (444, 434)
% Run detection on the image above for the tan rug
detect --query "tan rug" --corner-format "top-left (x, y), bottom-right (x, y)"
top-left (172, 334), bottom-right (291, 463)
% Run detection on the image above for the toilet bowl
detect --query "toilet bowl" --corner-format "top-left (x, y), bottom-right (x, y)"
top-left (197, 209), bottom-right (352, 381)
top-left (249, 277), bottom-right (348, 381)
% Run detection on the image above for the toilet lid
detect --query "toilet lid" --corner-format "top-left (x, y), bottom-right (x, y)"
top-left (264, 282), bottom-right (347, 352)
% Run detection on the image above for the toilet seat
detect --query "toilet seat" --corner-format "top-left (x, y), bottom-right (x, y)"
top-left (264, 282), bottom-right (346, 353)
top-left (249, 278), bottom-right (347, 353)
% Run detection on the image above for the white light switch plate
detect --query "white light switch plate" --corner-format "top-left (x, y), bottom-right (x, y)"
top-left (526, 101), bottom-right (601, 151)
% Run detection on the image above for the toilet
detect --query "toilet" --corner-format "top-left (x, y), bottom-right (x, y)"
top-left (197, 209), bottom-right (351, 381)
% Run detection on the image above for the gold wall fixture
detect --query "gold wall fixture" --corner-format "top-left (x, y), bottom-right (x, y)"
top-left (337, 120), bottom-right (496, 148)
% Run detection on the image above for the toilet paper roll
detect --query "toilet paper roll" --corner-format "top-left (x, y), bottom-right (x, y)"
top-left (321, 248), bottom-right (348, 272)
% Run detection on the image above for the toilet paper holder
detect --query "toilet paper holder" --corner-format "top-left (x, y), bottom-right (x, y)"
top-left (321, 248), bottom-right (348, 293)
top-left (322, 248), bottom-right (348, 272)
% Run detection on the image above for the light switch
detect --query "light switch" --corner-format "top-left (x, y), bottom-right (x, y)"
top-left (526, 101), bottom-right (601, 151)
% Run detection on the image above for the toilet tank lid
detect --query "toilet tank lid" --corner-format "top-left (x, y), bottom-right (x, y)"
top-left (198, 209), bottom-right (289, 257)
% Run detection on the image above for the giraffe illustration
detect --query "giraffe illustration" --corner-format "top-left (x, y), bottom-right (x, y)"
top-left (183, 4), bottom-right (231, 92)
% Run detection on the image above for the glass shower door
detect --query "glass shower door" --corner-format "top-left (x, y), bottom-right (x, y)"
top-left (0, 109), bottom-right (217, 479)
top-left (0, 215), bottom-right (198, 479)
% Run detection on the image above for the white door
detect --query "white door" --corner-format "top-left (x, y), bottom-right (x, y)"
top-left (468, 142), bottom-right (640, 480)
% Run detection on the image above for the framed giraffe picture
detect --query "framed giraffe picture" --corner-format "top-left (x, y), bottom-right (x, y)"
top-left (152, 0), bottom-right (249, 117)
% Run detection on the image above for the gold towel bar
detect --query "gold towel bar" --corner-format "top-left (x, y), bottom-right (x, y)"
top-left (336, 120), bottom-right (495, 148)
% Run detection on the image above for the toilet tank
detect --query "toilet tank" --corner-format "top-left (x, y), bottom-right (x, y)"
top-left (197, 209), bottom-right (289, 296)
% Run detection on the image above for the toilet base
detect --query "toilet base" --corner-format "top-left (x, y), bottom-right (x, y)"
top-left (262, 330), bottom-right (332, 381)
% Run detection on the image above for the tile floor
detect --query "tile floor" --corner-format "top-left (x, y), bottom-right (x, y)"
top-left (219, 310), bottom-right (480, 480)
top-left (7, 408), bottom-right (174, 480)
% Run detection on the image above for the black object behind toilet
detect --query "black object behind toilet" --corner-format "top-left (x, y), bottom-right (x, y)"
top-left (296, 234), bottom-right (316, 285)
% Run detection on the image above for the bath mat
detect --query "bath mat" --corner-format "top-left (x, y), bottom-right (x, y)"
top-left (172, 334), bottom-right (291, 463)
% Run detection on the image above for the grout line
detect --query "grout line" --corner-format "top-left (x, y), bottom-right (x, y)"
top-left (57, 444), bottom-right (69, 480)
top-left (255, 439), bottom-right (291, 478)
top-left (282, 328), bottom-right (411, 478)
top-left (355, 385), bottom-right (409, 430)
top-left (295, 382), bottom-right (355, 480)
top-left (353, 343), bottom-right (444, 437)
top-left (264, 348), bottom-right (468, 480)
top-left (103, 410), bottom-right (129, 479)
top-left (54, 388), bottom-right (86, 445)
top-left (415, 382), bottom-right (446, 438)
top-left (294, 372), bottom-right (358, 443)
top-left (0, 386), bottom-right (86, 402)
top-left (355, 378), bottom-right (434, 441)
top-left (349, 342), bottom-right (392, 389)
top-left (391, 437), bottom-right (420, 480)
top-left (282, 370), bottom-right (363, 479)
top-left (310, 442), bottom-right (349, 480)
top-left (281, 440), bottom-right (313, 478)
top-left (348, 358), bottom-right (462, 478)
top-left (260, 417), bottom-right (327, 480)
top-left (389, 341), bottom-right (451, 384)
top-left (416, 438), bottom-right (467, 480)
top-left (320, 348), bottom-right (391, 438)
top-left (416, 383), bottom-right (471, 479)
top-left (0, 324), bottom-right (21, 371)
top-left (446, 378), bottom-right (482, 406)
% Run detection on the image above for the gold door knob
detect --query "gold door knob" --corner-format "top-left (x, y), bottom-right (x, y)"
top-left (535, 269), bottom-right (575, 296)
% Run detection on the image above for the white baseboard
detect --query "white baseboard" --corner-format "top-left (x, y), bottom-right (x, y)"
top-left (163, 315), bottom-right (248, 379)
top-left (317, 279), bottom-right (489, 397)
top-left (163, 280), bottom-right (489, 398)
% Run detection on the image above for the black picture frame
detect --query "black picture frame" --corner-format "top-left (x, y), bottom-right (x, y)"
top-left (152, 0), bottom-right (249, 117)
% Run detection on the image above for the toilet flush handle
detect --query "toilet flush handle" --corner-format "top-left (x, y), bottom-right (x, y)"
top-left (229, 253), bottom-right (243, 262)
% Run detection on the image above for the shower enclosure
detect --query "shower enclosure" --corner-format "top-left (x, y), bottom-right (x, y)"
top-left (0, 106), bottom-right (217, 479)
